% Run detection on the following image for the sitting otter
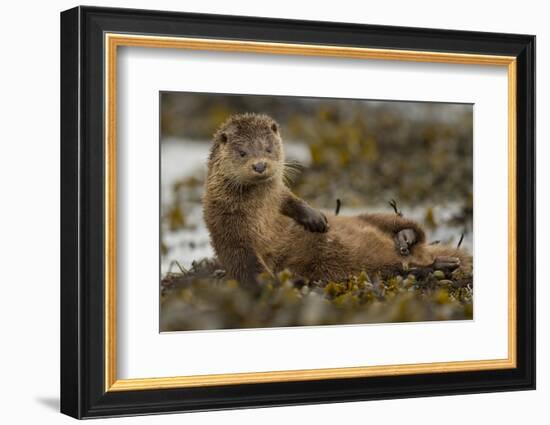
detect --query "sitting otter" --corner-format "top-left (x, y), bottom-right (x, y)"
top-left (203, 113), bottom-right (470, 286)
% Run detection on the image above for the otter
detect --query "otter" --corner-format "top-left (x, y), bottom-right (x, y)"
top-left (203, 113), bottom-right (470, 286)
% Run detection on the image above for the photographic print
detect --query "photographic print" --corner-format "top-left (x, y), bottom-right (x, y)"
top-left (61, 8), bottom-right (535, 417)
top-left (160, 93), bottom-right (474, 331)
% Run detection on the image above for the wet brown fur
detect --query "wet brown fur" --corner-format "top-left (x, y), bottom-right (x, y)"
top-left (203, 113), bottom-right (471, 285)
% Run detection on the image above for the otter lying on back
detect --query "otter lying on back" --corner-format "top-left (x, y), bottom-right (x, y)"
top-left (203, 113), bottom-right (470, 286)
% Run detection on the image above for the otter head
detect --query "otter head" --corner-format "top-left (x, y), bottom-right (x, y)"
top-left (210, 113), bottom-right (284, 186)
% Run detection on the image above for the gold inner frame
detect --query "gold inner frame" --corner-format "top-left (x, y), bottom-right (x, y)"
top-left (104, 33), bottom-right (517, 392)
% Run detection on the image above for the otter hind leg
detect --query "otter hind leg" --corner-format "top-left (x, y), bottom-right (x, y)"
top-left (406, 255), bottom-right (461, 277)
top-left (433, 256), bottom-right (461, 271)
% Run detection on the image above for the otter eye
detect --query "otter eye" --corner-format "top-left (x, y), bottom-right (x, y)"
top-left (239, 150), bottom-right (247, 158)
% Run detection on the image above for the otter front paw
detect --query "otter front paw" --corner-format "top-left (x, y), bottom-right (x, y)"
top-left (297, 208), bottom-right (328, 233)
top-left (395, 228), bottom-right (417, 256)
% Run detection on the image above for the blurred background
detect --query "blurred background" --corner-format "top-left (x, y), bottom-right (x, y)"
top-left (160, 92), bottom-right (473, 275)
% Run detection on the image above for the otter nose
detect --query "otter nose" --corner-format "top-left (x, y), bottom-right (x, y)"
top-left (252, 162), bottom-right (267, 174)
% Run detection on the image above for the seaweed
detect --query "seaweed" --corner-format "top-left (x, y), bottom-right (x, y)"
top-left (160, 260), bottom-right (473, 332)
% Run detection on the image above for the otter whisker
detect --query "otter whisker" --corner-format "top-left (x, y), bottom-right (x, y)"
top-left (284, 160), bottom-right (304, 169)
top-left (283, 173), bottom-right (296, 186)
top-left (284, 161), bottom-right (304, 174)
top-left (283, 161), bottom-right (304, 185)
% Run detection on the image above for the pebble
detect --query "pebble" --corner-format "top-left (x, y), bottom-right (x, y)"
top-left (212, 269), bottom-right (226, 279)
top-left (433, 270), bottom-right (446, 280)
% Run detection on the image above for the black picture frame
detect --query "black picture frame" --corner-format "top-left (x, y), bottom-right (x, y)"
top-left (60, 5), bottom-right (535, 419)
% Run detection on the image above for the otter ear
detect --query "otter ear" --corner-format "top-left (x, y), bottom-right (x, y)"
top-left (271, 123), bottom-right (278, 134)
top-left (218, 131), bottom-right (228, 144)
